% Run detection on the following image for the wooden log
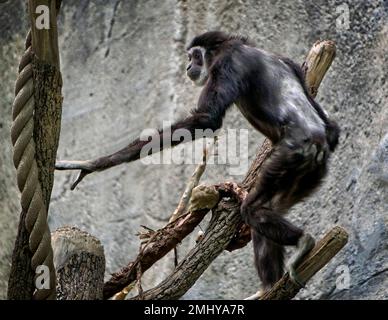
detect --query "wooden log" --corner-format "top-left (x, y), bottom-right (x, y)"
top-left (52, 226), bottom-right (105, 300)
top-left (302, 40), bottom-right (336, 97)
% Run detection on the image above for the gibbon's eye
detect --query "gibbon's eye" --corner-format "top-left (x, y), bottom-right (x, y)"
top-left (193, 50), bottom-right (201, 60)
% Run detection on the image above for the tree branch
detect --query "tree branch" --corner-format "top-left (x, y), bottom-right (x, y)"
top-left (131, 198), bottom-right (243, 300)
top-left (103, 209), bottom-right (209, 299)
top-left (103, 182), bottom-right (244, 299)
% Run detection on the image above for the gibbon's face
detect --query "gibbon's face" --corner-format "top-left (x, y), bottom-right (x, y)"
top-left (186, 46), bottom-right (209, 86)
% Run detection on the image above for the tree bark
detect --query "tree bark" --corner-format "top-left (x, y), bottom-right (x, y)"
top-left (7, 208), bottom-right (35, 299)
top-left (52, 227), bottom-right (105, 300)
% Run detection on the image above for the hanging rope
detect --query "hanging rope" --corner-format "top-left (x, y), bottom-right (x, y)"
top-left (11, 30), bottom-right (56, 300)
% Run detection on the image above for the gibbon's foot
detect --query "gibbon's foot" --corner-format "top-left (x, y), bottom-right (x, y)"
top-left (55, 160), bottom-right (95, 190)
top-left (244, 290), bottom-right (264, 300)
top-left (288, 233), bottom-right (315, 287)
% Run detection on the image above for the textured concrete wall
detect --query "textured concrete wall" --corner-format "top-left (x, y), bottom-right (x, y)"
top-left (0, 0), bottom-right (387, 299)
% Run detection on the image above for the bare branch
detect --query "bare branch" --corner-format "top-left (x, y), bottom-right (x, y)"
top-left (169, 138), bottom-right (216, 223)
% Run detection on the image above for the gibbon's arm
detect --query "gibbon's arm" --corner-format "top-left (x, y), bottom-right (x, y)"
top-left (55, 77), bottom-right (237, 189)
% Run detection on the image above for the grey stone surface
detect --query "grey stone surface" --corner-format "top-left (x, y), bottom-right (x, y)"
top-left (0, 0), bottom-right (387, 299)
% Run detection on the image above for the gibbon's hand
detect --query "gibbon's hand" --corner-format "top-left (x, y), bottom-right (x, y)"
top-left (55, 160), bottom-right (95, 190)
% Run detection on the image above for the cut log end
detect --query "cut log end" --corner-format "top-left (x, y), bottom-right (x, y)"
top-left (52, 226), bottom-right (105, 300)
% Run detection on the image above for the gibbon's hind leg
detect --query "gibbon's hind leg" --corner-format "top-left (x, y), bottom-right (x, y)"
top-left (241, 135), bottom-right (329, 289)
top-left (241, 203), bottom-right (305, 289)
top-left (251, 228), bottom-right (287, 291)
top-left (285, 159), bottom-right (328, 286)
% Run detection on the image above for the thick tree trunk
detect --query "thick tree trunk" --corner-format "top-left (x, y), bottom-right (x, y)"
top-left (7, 0), bottom-right (62, 299)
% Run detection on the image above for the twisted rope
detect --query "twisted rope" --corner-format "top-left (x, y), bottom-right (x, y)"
top-left (11, 30), bottom-right (56, 300)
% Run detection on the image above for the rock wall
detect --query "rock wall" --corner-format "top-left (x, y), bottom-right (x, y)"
top-left (0, 0), bottom-right (386, 299)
